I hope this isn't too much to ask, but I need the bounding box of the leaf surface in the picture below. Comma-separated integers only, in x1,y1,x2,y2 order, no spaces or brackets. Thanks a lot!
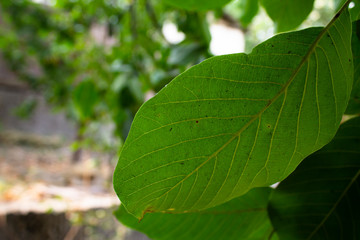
161,0,231,11
346,20,360,114
115,188,276,240
268,117,360,239
114,6,353,218
260,0,315,32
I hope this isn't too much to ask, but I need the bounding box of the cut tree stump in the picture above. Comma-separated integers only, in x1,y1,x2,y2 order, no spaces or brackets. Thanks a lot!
0,212,84,240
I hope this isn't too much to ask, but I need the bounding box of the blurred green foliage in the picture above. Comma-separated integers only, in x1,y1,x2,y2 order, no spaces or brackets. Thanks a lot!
13,98,37,119
225,0,259,28
0,0,212,151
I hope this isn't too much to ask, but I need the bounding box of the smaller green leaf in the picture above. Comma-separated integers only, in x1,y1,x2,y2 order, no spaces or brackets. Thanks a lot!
225,0,259,28
162,0,232,11
260,0,315,32
345,20,360,114
115,188,275,240
238,0,259,27
268,117,360,239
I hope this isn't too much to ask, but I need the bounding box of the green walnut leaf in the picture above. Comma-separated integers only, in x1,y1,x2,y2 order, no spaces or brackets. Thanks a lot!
260,0,315,32
114,6,352,218
115,188,276,240
268,117,360,239
346,20,360,114
162,0,231,11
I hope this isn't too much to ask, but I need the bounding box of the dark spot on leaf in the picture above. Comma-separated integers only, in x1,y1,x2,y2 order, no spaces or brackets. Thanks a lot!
180,162,184,165
267,124,271,128
335,13,340,18
225,90,229,92
169,128,172,132
327,34,330,37
271,45,274,47
349,59,351,62
288,51,292,54
196,121,199,123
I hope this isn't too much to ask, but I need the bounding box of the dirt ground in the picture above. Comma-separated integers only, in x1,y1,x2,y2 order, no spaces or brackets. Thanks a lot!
0,132,149,240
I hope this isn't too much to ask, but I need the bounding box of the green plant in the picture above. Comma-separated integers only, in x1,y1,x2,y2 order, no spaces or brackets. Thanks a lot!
114,0,360,239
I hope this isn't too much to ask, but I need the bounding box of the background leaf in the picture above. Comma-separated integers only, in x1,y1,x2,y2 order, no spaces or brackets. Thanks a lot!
161,0,232,11
115,188,276,240
260,0,315,32
225,0,259,28
72,80,98,120
268,116,360,239
114,8,352,218
346,20,360,114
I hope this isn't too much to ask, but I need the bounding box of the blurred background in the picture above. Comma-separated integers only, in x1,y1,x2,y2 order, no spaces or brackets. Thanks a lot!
0,0,337,239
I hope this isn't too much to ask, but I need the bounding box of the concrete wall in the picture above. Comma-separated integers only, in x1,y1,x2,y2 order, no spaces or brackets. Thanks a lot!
0,56,76,140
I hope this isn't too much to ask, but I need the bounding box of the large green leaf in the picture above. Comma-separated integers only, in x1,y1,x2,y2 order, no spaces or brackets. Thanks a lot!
161,0,231,11
115,188,276,240
346,20,360,114
268,117,360,239
114,6,353,218
260,0,315,32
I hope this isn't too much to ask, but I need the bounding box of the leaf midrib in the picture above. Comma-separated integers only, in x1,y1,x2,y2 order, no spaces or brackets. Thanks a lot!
141,1,351,214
